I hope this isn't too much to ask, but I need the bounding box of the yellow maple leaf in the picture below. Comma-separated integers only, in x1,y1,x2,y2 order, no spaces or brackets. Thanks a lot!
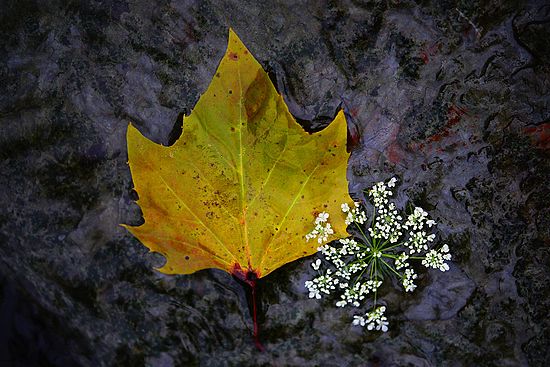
124,29,350,279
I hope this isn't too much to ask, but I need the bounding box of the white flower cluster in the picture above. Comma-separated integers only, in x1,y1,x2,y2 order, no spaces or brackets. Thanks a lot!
402,268,417,292
305,269,338,299
395,253,409,269
353,306,389,332
342,202,367,225
367,178,404,243
405,230,436,254
422,244,451,271
404,207,430,230
304,177,452,333
336,280,382,307
318,238,364,270
305,212,334,244
402,207,437,254
368,201,403,243
368,177,397,208
337,238,362,255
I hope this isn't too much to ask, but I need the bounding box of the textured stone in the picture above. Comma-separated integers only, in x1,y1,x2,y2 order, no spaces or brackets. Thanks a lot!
1,0,549,366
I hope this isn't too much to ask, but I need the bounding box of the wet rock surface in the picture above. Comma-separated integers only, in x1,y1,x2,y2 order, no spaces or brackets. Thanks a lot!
1,0,549,366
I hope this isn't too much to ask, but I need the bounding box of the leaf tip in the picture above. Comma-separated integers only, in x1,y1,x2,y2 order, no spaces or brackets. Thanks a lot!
126,122,141,140
226,28,249,57
335,108,346,119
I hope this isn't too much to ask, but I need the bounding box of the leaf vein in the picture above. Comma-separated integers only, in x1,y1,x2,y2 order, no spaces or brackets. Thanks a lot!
258,163,320,268
140,233,233,267
158,174,237,262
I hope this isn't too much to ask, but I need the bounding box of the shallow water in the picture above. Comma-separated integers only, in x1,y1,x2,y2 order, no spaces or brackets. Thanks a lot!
1,0,549,366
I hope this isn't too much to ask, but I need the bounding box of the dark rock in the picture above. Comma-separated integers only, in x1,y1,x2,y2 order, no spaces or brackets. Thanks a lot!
1,0,549,366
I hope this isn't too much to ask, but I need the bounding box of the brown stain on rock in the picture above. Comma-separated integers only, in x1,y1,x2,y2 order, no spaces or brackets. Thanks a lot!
524,122,550,150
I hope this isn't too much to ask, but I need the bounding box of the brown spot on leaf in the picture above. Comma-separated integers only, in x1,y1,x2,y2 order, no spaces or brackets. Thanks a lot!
228,52,238,61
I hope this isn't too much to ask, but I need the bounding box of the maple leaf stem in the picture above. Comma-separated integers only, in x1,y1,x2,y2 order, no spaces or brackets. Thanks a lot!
231,265,265,351
250,280,265,351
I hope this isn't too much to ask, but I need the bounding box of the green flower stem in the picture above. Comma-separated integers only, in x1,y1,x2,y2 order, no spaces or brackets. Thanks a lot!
344,259,363,268
353,264,369,287
380,258,401,277
382,242,405,251
356,241,371,249
371,205,377,230
369,206,379,247
355,222,371,246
